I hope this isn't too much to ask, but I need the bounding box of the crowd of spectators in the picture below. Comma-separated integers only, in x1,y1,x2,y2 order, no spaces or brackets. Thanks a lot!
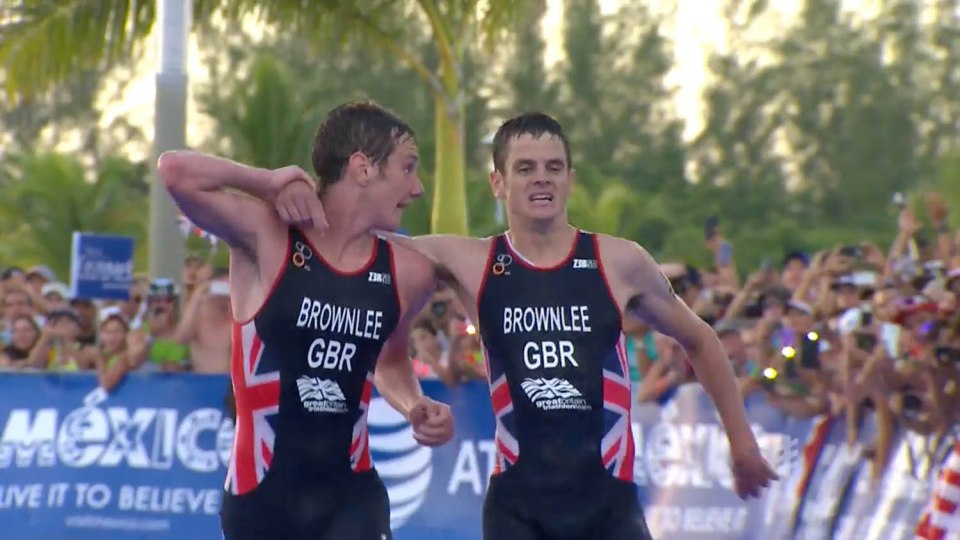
0,255,232,390
631,194,960,477
2,194,959,470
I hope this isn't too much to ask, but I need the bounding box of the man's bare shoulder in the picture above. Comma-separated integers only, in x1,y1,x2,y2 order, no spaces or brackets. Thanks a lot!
381,239,437,311
594,233,679,314
594,233,655,274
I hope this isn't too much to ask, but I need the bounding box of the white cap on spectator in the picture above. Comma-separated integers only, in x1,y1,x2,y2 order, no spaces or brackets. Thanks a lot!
41,282,70,300
26,265,55,282
852,271,877,289
787,300,813,315
831,274,857,289
99,305,125,323
837,306,864,335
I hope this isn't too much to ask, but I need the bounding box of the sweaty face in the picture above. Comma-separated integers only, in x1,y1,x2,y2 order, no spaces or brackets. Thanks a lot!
365,136,423,231
490,134,572,224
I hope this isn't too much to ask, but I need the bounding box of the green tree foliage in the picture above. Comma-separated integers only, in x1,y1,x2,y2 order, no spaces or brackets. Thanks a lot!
3,0,960,279
553,0,687,253
0,0,530,236
0,152,149,279
194,27,497,238
690,0,960,270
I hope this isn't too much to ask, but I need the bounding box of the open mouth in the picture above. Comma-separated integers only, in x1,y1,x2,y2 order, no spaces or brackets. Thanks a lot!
529,194,554,203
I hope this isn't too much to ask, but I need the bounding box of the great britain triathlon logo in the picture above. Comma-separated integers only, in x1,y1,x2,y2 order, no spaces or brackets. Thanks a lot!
291,241,313,271
492,253,512,276
367,397,433,530
296,376,347,413
521,377,591,411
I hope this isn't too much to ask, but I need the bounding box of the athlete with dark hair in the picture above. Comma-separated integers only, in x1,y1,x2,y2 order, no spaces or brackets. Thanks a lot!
275,111,778,539
158,100,454,540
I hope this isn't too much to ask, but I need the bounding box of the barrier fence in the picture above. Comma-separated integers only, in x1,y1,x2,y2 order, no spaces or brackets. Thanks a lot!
0,373,956,539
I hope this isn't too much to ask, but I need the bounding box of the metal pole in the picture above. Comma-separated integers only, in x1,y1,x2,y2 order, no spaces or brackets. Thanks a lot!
149,0,190,284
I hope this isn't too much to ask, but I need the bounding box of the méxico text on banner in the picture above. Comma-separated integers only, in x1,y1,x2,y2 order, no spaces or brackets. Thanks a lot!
0,374,233,539
0,373,952,540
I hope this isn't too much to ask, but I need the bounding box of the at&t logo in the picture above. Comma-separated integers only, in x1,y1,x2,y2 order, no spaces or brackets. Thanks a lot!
367,397,432,530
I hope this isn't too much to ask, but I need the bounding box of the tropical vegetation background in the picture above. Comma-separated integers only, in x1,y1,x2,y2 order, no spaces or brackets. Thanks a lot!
1,0,959,279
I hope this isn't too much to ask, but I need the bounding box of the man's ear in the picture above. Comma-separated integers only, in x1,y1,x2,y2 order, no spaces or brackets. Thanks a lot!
346,152,373,186
489,170,505,200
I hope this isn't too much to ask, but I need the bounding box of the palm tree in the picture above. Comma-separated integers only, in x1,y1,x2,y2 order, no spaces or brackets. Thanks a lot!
199,53,323,171
567,179,644,238
0,0,528,235
0,152,149,279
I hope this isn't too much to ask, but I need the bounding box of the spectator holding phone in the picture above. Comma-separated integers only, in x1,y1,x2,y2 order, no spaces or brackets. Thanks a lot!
705,216,738,289
137,279,190,372
85,309,150,391
26,308,94,372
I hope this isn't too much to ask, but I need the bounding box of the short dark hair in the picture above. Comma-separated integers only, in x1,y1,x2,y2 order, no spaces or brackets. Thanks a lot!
311,101,415,192
782,251,809,267
1,267,23,281
491,112,572,173
47,308,81,326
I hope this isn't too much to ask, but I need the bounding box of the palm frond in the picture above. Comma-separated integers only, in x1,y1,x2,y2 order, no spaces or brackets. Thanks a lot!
0,0,155,101
475,0,529,51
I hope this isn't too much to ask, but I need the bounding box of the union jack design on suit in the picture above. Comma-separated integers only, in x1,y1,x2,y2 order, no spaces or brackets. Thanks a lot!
224,320,280,495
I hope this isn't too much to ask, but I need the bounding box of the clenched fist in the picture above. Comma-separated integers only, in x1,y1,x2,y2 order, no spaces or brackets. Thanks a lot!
406,397,455,447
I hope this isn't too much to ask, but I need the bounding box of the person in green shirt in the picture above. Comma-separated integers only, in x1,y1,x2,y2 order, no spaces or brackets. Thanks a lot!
138,279,190,372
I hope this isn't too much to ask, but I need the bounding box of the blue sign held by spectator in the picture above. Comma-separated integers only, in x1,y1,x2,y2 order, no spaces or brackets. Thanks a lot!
69,232,135,300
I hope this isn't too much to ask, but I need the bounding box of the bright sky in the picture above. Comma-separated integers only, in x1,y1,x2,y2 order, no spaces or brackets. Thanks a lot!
96,0,878,162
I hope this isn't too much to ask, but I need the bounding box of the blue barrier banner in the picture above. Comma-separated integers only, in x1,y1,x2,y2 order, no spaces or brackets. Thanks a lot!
371,380,493,539
834,429,937,540
69,232,135,300
0,373,233,539
758,413,828,539
792,414,870,539
632,385,806,539
0,373,949,540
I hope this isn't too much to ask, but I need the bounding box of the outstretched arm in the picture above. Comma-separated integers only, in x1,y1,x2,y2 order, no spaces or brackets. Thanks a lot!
623,254,754,447
619,243,777,498
373,248,454,447
374,232,472,283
